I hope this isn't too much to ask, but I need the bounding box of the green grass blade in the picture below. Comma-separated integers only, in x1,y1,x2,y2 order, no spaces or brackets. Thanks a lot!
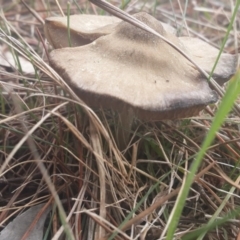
208,0,240,81
182,205,240,240
166,69,240,240
67,2,72,47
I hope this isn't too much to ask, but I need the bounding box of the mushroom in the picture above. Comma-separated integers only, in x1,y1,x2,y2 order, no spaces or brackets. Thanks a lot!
179,37,238,86
44,14,176,48
45,14,238,85
46,12,218,148
44,14,121,49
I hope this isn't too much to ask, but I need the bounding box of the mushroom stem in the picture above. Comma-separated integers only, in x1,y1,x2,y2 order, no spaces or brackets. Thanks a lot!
117,107,134,150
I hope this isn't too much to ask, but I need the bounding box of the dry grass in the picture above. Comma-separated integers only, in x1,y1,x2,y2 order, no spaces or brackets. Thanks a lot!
0,0,240,239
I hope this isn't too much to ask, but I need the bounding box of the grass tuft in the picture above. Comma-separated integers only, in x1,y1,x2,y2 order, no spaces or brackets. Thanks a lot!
0,0,240,239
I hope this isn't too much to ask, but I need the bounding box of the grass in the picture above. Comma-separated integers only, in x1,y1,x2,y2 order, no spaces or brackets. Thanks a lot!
0,0,240,239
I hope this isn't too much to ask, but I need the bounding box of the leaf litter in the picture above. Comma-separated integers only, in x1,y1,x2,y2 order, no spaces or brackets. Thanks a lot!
0,0,240,239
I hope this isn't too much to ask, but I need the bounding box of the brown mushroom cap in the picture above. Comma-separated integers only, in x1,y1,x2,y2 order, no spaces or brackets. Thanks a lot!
45,14,238,85
49,12,217,120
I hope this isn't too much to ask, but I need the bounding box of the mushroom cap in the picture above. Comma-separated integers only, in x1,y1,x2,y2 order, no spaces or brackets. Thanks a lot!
45,14,238,85
44,14,120,48
49,12,217,120
44,14,176,48
179,37,238,86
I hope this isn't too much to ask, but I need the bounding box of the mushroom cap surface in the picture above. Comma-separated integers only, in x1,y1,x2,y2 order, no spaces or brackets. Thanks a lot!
45,14,238,85
44,14,120,48
49,12,218,120
44,14,176,48
179,37,238,86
